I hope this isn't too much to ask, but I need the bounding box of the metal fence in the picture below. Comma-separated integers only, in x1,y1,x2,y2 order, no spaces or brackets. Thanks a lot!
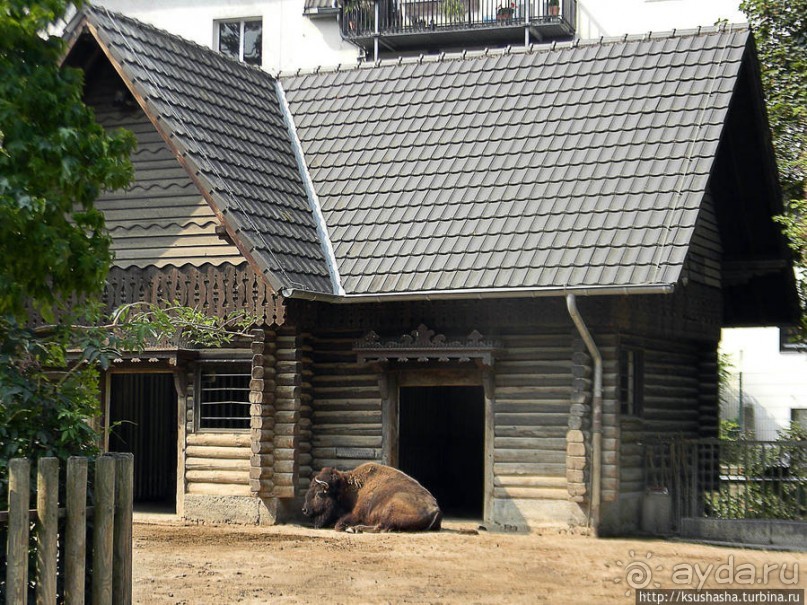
645,438,807,529
341,0,575,37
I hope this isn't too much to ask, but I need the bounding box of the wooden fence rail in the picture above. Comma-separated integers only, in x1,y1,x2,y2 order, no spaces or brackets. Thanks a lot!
1,454,133,605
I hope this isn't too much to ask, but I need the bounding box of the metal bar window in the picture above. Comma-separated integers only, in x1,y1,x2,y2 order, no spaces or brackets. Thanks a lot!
198,364,251,430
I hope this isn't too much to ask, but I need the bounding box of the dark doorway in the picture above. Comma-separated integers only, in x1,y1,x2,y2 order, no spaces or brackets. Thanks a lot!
109,373,177,511
398,385,485,519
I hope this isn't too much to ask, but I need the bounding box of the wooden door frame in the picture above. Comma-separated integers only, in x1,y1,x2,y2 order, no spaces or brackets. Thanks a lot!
104,368,183,516
378,366,495,525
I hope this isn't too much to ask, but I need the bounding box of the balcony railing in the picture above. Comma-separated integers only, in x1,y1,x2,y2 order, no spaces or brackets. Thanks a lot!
341,0,576,54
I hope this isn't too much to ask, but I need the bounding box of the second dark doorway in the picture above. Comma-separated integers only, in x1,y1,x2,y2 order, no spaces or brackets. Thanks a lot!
108,373,177,511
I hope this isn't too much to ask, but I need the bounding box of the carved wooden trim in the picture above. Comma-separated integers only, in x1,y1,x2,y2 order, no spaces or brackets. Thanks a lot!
102,263,284,328
354,324,498,367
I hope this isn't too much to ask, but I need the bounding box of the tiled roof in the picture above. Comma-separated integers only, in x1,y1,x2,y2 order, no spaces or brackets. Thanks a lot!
281,26,751,296
75,5,334,293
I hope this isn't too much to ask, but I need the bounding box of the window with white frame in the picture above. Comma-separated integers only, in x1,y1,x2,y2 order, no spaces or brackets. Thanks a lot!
198,363,251,430
216,18,263,66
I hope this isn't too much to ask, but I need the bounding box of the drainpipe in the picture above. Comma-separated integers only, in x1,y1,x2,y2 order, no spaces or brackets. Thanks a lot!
566,293,603,534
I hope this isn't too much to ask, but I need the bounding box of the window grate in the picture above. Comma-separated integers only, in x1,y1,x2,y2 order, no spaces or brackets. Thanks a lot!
199,364,251,430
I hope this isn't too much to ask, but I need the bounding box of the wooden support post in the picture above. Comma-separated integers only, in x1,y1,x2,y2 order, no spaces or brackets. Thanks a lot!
482,369,495,526
36,457,59,605
7,458,31,605
113,453,134,605
66,457,89,605
93,456,116,605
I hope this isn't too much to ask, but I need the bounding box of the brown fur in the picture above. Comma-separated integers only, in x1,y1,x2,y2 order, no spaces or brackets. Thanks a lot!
302,463,442,532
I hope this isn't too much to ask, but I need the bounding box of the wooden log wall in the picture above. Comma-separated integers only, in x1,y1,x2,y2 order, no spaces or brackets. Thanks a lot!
615,337,717,500
309,331,383,474
250,329,276,497
567,337,591,502
698,348,719,438
596,334,620,503
185,433,251,497
272,329,304,498
492,330,575,503
686,188,722,290
297,295,723,527
298,335,315,494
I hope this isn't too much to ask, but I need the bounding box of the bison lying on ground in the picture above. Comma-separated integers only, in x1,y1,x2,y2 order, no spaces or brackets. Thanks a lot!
302,462,442,532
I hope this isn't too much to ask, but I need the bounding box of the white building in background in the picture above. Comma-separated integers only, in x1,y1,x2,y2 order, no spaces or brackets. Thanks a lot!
719,328,807,440
89,0,745,73
576,0,744,40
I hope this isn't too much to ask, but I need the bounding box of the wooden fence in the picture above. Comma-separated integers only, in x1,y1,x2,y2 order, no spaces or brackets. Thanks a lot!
1,454,133,605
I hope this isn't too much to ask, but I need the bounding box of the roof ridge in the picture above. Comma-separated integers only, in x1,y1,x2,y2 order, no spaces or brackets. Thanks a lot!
278,22,749,80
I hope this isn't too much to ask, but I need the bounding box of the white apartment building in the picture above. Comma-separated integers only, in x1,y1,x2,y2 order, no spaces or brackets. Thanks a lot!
89,0,746,73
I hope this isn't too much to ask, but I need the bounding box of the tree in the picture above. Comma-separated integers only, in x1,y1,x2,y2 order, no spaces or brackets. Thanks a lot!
0,0,135,321
0,1,255,498
0,0,134,476
741,1,807,271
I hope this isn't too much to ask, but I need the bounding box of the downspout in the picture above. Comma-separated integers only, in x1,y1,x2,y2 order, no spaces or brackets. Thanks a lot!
566,293,603,534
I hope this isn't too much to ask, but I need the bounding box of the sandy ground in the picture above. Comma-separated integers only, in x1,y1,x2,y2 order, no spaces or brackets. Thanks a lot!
132,520,807,604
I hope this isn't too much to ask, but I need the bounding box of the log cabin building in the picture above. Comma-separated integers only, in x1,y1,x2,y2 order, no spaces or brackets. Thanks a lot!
63,6,797,534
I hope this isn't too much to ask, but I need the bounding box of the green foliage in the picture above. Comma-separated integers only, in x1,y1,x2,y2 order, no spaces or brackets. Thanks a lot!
0,302,256,510
0,1,257,513
0,317,101,509
708,424,807,520
717,352,734,390
741,0,807,204
0,0,136,321
742,1,807,333
719,418,743,441
441,0,465,21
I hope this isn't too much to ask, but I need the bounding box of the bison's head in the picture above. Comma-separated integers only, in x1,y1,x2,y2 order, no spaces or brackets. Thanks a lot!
302,467,344,529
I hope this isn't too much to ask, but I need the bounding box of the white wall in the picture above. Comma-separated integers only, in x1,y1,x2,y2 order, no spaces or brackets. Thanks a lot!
91,0,746,72
576,0,745,40
92,0,360,72
719,328,807,439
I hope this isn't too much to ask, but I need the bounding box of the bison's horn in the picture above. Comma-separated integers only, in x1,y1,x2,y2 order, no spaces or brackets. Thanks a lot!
314,478,329,489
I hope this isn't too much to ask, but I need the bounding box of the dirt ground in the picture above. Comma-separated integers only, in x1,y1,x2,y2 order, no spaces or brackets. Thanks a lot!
132,520,807,604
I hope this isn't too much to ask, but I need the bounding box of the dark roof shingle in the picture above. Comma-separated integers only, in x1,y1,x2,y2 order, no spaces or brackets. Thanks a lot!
79,5,334,293
281,27,751,296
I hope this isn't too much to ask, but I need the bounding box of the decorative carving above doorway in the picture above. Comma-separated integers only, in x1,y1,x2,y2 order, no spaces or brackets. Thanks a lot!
354,324,498,367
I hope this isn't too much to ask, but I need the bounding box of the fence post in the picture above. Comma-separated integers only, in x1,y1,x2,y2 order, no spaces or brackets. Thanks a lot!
112,453,134,605
66,457,89,605
7,458,31,605
36,457,59,605
93,455,116,605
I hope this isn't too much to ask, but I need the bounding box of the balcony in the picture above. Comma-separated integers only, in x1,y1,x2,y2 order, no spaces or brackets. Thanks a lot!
341,0,575,55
